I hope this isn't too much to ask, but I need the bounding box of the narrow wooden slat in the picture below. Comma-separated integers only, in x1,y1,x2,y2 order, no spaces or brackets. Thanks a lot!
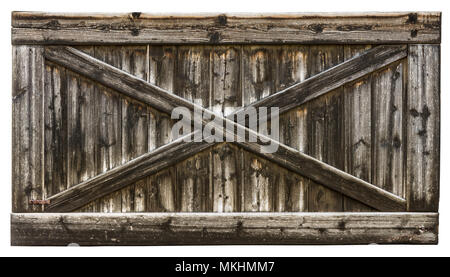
175,46,212,212
211,46,241,212
11,12,441,45
407,45,440,212
342,45,374,212
177,151,212,212
43,45,407,212
147,168,176,212
12,46,45,212
147,46,177,212
343,77,374,211
11,212,438,245
66,70,98,188
43,62,68,198
306,46,344,212
276,46,309,212
372,61,405,197
241,46,278,212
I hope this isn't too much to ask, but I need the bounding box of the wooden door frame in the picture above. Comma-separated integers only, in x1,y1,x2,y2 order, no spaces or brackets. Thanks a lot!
11,12,440,245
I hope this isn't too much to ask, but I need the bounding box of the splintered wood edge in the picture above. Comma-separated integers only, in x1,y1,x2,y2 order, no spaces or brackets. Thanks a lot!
11,212,438,245
11,12,441,45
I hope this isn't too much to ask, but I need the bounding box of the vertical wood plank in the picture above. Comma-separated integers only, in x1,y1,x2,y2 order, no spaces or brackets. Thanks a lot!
242,152,274,212
372,60,405,197
176,46,211,106
242,46,277,105
176,151,212,212
66,68,97,189
12,46,44,212
343,77,375,211
343,45,374,211
407,45,440,212
134,180,147,212
91,47,123,212
211,46,241,212
121,184,135,212
147,168,176,212
241,46,278,212
307,46,344,212
175,46,212,211
43,63,68,198
277,46,310,212
148,46,177,212
119,46,149,163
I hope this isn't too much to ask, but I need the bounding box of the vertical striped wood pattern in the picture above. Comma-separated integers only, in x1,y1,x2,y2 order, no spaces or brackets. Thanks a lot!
406,45,440,212
13,44,429,213
12,46,45,212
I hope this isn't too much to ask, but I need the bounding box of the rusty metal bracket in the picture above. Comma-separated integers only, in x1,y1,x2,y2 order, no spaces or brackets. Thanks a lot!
29,199,50,205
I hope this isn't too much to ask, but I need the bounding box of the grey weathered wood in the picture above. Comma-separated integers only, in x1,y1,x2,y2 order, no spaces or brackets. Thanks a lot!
147,46,177,212
43,45,407,212
276,46,310,212
306,46,344,212
11,12,441,45
11,212,438,245
242,152,275,211
236,139,406,211
241,46,278,212
212,46,241,212
46,135,214,212
241,45,407,119
91,46,149,212
342,45,374,212
43,62,67,198
12,46,45,212
407,45,440,212
175,46,212,212
66,69,98,188
147,168,177,212
372,61,405,197
343,76,374,211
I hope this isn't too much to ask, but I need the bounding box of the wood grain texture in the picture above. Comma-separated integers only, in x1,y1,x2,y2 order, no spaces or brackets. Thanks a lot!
175,46,212,212
242,45,407,117
12,46,45,212
306,45,344,212
11,212,438,245
11,12,441,45
211,47,241,212
276,46,310,212
407,45,440,212
241,46,277,212
148,45,177,212
372,61,405,197
43,45,407,212
43,62,67,198
343,45,374,212
343,76,374,211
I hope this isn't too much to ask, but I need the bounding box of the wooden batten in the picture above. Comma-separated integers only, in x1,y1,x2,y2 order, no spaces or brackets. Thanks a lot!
11,12,441,45
11,212,438,245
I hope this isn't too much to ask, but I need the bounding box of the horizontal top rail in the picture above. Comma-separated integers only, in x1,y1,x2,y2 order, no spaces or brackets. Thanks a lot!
11,11,441,45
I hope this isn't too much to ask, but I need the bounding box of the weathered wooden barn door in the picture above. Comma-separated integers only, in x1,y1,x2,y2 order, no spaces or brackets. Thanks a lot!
11,12,440,245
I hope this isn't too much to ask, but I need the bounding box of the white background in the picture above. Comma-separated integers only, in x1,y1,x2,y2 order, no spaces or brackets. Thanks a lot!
0,0,448,257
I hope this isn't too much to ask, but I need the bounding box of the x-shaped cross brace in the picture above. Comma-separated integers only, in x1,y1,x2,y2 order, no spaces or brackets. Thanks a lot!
43,45,407,212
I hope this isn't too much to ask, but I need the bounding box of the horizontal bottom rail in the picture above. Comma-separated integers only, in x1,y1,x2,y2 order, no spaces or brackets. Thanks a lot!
11,212,438,246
